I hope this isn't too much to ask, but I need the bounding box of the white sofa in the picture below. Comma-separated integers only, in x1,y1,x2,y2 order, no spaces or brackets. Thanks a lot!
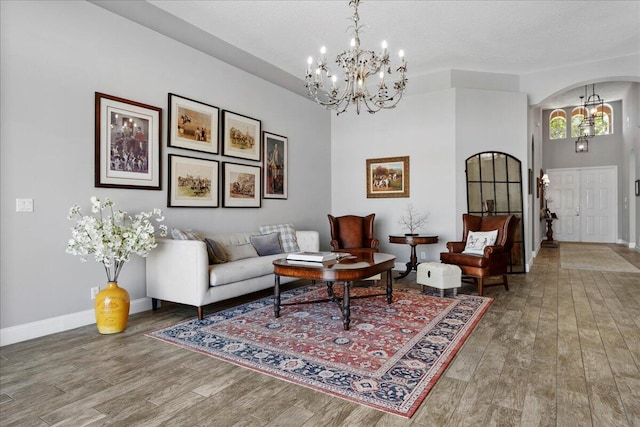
146,230,319,319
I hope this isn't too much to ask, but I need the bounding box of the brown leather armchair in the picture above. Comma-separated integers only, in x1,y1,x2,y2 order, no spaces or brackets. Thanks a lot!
328,214,379,253
440,214,519,296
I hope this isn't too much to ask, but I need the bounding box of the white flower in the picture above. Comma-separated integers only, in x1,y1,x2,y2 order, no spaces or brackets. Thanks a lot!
66,197,167,282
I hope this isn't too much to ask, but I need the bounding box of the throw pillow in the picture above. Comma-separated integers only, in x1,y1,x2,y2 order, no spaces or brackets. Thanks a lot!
462,230,499,256
259,223,300,253
204,238,228,264
171,228,204,241
223,243,259,262
250,232,282,256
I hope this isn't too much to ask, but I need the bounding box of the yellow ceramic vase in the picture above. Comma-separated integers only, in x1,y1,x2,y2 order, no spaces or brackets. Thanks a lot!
95,281,130,334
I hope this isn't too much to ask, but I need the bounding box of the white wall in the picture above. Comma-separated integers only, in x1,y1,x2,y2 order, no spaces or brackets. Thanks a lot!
330,86,529,269
621,83,640,248
455,89,529,264
0,1,331,337
331,91,457,265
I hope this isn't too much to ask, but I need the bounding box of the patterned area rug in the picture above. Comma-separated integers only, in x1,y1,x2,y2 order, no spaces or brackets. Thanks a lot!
148,284,492,418
559,243,640,273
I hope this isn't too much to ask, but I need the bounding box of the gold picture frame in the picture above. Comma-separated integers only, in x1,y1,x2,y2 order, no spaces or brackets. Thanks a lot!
366,156,410,198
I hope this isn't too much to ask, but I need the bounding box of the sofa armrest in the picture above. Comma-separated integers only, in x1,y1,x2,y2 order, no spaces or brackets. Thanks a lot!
446,241,466,253
146,238,210,307
296,230,320,252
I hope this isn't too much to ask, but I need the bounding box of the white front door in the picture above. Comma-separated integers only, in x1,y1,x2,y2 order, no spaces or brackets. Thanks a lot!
547,169,580,242
546,167,617,243
580,167,617,242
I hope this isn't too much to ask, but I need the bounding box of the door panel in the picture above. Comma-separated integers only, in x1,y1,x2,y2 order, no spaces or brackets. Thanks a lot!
548,170,580,242
580,168,616,243
547,167,617,243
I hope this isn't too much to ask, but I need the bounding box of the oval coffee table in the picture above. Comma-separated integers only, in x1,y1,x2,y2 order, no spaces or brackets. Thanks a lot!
272,252,396,330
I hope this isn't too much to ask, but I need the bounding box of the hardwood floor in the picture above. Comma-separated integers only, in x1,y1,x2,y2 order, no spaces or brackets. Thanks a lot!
1,244,639,426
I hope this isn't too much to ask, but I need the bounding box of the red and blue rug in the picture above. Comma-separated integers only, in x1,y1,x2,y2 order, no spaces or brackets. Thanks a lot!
147,284,492,418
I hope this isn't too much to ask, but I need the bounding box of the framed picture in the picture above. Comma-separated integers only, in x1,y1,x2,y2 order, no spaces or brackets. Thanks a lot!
366,156,410,198
168,93,219,154
636,180,639,197
95,92,161,190
222,162,261,208
262,132,288,199
168,154,219,207
222,110,261,161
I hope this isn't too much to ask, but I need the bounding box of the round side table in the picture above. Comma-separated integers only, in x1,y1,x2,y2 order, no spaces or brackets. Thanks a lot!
388,234,439,279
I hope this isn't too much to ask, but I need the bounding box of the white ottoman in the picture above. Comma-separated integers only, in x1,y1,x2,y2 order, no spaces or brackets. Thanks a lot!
417,262,462,297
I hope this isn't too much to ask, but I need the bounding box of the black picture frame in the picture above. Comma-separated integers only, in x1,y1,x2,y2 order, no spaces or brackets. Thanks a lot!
222,110,261,161
262,131,288,199
222,162,262,208
168,93,219,154
168,154,219,208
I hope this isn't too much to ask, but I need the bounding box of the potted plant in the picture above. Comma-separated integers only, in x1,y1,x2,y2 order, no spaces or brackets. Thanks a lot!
398,203,429,236
66,197,167,334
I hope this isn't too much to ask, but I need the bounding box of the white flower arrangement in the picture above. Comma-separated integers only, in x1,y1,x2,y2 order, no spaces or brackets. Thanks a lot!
66,197,167,282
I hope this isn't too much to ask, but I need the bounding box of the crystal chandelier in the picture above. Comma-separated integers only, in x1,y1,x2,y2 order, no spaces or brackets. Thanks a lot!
304,0,407,115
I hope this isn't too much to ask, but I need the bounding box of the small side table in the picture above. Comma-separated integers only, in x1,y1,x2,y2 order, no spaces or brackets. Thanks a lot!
541,218,558,248
388,234,439,279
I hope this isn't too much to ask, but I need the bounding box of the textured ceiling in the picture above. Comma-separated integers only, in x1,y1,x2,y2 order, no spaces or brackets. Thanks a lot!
105,1,640,107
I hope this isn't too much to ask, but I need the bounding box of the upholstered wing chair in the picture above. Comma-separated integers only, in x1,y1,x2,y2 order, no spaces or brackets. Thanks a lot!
328,214,379,253
440,214,519,296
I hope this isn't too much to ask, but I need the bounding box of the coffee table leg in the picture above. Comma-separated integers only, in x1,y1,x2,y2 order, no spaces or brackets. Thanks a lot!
326,281,334,298
274,274,281,318
342,281,351,330
386,269,393,303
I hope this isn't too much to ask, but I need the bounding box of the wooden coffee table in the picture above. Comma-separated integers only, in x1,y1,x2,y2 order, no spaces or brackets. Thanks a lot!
272,252,396,330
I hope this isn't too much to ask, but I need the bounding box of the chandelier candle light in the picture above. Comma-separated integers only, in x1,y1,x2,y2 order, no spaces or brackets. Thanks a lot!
305,0,407,115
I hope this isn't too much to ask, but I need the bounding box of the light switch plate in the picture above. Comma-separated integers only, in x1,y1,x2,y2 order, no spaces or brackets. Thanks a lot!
16,198,34,212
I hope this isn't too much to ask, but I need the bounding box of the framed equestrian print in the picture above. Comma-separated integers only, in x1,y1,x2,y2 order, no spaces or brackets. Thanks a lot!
168,93,219,154
366,156,410,198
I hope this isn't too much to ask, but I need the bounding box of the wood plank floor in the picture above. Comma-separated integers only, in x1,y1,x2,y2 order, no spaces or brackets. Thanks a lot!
1,244,639,426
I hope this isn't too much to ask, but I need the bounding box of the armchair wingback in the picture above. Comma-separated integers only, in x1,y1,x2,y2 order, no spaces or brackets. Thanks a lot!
328,214,379,253
440,214,519,296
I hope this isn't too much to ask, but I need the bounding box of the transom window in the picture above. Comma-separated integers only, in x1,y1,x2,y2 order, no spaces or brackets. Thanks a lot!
593,103,613,135
549,109,566,140
571,106,588,137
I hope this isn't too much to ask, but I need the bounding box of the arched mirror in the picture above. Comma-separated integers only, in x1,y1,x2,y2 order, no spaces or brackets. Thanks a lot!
466,152,526,273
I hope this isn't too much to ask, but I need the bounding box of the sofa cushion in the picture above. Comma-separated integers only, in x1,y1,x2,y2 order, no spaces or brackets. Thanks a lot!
209,254,283,286
173,228,224,266
171,228,204,241
223,243,259,261
462,230,498,255
259,223,300,252
250,232,282,256
204,238,228,264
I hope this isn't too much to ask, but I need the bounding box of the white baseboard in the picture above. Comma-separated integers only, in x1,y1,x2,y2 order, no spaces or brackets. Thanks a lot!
0,297,153,347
